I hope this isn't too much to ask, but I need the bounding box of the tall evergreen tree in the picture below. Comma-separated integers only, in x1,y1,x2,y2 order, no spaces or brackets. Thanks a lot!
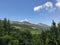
0,19,4,36
7,20,11,35
0,19,2,29
51,20,56,31
50,20,58,45
3,18,8,34
57,23,60,45
58,23,60,31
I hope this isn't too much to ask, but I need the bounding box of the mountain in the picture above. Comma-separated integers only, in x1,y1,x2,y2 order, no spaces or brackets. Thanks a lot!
34,23,50,31
11,21,50,31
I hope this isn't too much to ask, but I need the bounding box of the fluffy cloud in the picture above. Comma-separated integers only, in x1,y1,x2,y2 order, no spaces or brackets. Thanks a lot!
34,5,43,11
56,0,60,8
56,2,60,8
34,0,60,12
44,2,53,8
20,19,29,22
44,2,54,12
34,2,54,12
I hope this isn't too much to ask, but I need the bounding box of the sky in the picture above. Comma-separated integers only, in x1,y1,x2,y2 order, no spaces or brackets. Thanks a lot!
0,0,60,25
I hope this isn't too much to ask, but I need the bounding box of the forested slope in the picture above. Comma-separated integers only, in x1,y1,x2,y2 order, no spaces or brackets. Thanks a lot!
0,18,60,45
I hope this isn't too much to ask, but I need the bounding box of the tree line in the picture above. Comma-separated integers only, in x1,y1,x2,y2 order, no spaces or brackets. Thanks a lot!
0,18,60,45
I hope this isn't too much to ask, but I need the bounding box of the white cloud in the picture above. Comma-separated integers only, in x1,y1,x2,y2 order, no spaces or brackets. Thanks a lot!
44,2,55,12
55,0,60,8
34,2,54,12
44,2,53,8
20,19,29,22
56,2,60,8
56,0,60,2
34,5,43,11
34,0,60,12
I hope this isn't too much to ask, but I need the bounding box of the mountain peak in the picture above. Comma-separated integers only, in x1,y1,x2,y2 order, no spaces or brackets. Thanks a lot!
20,21,31,25
36,23,48,26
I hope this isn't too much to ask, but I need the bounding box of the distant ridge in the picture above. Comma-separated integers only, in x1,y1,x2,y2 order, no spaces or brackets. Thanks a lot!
11,21,50,31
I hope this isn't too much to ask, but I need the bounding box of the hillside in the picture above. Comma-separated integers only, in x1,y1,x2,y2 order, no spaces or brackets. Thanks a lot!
0,18,60,45
11,21,50,31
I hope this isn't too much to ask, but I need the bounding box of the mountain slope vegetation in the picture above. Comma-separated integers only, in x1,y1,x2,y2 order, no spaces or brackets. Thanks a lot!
11,21,50,31
0,18,60,45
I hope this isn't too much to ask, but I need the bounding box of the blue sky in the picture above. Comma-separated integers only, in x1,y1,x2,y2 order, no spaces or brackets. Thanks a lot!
0,0,60,25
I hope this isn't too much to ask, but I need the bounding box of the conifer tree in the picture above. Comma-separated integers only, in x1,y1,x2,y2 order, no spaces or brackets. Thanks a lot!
7,20,11,35
0,19,4,36
51,20,56,31
3,18,8,34
0,19,2,29
50,20,58,45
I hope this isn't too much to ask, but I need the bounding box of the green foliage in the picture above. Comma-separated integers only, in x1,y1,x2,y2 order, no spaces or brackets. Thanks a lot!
0,18,32,45
0,19,60,45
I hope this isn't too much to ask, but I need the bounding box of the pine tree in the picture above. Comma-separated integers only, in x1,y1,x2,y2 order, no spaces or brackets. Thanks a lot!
3,18,8,34
0,19,4,36
58,23,60,31
51,20,56,31
57,23,60,45
0,19,2,29
50,20,58,45
7,20,11,35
